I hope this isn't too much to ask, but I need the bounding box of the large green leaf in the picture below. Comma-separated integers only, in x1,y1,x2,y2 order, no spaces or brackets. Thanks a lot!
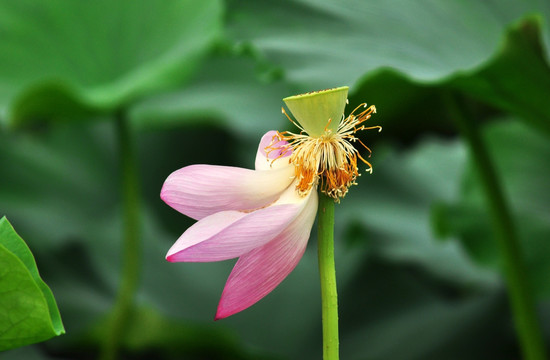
132,1,550,144
451,17,550,136
0,217,64,351
131,47,294,136
130,46,457,149
0,0,222,126
226,0,533,89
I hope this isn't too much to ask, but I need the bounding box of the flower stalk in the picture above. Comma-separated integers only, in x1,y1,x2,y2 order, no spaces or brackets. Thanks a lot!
446,94,547,360
100,110,142,360
317,192,339,360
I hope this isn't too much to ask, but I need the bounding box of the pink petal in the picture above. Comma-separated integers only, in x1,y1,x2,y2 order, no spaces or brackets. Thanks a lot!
161,164,294,220
166,201,302,262
255,130,292,171
215,190,318,319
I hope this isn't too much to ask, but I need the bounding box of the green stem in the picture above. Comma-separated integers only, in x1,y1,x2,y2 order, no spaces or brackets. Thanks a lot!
317,192,339,360
100,110,142,360
446,94,547,360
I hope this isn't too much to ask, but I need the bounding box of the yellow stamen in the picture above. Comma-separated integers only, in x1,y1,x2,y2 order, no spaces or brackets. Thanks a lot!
278,103,380,202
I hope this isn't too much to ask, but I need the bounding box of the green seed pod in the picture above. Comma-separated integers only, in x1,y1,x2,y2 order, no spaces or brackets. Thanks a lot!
283,86,349,137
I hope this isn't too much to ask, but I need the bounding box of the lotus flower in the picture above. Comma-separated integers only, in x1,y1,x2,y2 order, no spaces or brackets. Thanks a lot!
162,86,379,320
161,131,318,319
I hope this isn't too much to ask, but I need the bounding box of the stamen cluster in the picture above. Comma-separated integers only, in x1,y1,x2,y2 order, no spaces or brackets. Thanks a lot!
272,103,380,202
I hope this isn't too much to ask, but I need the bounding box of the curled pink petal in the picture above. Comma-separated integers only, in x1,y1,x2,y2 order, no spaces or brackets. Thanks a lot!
166,201,302,262
215,189,318,319
255,130,292,171
161,164,294,220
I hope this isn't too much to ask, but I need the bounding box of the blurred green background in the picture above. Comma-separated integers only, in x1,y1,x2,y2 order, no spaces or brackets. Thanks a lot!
1,0,550,359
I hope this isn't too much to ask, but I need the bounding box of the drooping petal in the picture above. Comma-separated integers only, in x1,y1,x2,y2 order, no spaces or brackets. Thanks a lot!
161,164,294,220
255,130,292,171
167,204,296,262
215,189,318,320
166,183,310,262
